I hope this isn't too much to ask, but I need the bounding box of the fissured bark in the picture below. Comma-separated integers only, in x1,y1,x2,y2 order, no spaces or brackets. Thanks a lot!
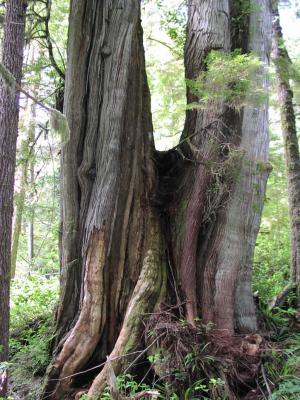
0,0,27,391
43,0,272,398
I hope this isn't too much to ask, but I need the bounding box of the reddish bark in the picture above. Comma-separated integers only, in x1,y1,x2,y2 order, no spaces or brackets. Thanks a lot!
43,0,272,398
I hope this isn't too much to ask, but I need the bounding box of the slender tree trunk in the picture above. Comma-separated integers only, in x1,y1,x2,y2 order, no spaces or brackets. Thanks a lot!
43,1,272,399
0,0,27,392
11,139,28,278
272,2,300,301
11,98,36,277
28,121,35,262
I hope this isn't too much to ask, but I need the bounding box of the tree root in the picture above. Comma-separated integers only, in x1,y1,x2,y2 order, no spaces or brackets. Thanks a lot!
144,309,264,400
87,215,165,397
42,230,107,399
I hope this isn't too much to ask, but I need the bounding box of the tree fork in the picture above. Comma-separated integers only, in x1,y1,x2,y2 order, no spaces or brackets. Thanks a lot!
43,0,272,398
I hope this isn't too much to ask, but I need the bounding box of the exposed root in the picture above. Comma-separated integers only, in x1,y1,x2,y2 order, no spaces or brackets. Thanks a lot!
42,230,107,399
209,332,263,397
86,213,166,398
144,309,264,399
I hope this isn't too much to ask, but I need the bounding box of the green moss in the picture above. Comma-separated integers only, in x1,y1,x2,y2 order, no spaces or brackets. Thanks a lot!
66,259,79,270
0,62,16,92
256,160,273,173
49,109,70,146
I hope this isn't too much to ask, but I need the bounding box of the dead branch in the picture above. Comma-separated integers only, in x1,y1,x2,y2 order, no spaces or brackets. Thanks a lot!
269,282,297,310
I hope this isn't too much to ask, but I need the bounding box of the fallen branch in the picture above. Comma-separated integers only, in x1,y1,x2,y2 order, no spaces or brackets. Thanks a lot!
269,282,297,310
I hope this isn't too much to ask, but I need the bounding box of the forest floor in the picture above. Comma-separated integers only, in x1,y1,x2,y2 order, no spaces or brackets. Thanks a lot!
6,274,300,400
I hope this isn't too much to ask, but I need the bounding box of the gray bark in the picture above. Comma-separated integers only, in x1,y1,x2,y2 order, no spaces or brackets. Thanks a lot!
169,0,272,333
43,1,164,398
200,0,271,334
43,0,272,398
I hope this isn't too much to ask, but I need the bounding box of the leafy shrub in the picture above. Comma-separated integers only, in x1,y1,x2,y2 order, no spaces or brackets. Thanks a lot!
264,334,300,400
8,274,58,399
187,49,264,109
10,273,58,330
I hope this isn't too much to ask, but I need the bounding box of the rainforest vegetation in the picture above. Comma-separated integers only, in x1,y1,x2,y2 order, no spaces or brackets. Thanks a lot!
0,0,300,399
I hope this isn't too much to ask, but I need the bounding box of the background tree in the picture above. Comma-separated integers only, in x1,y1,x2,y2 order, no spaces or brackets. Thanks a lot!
10,0,69,279
43,1,272,399
272,0,300,304
0,0,27,395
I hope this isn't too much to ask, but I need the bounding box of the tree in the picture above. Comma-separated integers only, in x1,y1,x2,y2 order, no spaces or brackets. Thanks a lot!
11,94,37,278
272,0,300,304
0,0,27,394
43,1,272,399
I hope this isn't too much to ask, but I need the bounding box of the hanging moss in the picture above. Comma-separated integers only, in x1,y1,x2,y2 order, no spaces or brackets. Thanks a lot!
49,109,70,146
0,61,16,93
1,62,70,146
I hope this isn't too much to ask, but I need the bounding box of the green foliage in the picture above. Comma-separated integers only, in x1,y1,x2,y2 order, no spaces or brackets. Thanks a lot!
142,0,186,149
187,49,265,109
14,132,60,275
253,134,290,302
8,274,58,399
78,374,153,399
271,378,300,399
10,274,58,330
147,61,186,147
81,373,224,400
9,319,54,399
160,5,186,52
231,0,261,34
264,334,300,400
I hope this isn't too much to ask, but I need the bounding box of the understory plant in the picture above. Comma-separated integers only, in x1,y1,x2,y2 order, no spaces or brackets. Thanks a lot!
8,274,58,399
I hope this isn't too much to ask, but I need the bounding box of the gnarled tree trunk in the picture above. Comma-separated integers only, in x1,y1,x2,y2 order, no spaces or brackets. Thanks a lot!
43,0,272,399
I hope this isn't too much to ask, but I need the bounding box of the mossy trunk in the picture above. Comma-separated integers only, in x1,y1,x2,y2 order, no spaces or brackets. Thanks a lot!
43,1,272,399
272,2,300,302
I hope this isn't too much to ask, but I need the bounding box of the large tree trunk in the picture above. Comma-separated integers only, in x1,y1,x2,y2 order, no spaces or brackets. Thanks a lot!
272,2,300,302
43,1,272,399
0,0,27,394
44,2,163,398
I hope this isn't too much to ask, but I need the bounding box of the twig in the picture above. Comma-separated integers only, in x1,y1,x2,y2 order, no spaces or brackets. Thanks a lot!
123,333,164,374
107,357,121,400
269,282,297,310
170,113,226,152
1,61,52,112
261,363,272,397
147,36,181,57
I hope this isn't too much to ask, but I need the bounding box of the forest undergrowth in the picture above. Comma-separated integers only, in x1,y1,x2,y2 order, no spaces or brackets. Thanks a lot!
3,274,300,400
